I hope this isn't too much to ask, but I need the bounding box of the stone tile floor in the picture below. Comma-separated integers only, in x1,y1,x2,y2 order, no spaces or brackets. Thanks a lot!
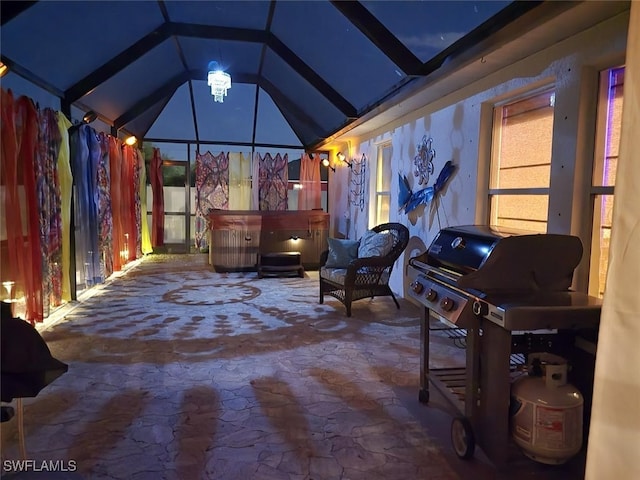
1,254,587,479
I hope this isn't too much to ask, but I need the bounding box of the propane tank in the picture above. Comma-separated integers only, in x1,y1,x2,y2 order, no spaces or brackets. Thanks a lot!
510,352,583,465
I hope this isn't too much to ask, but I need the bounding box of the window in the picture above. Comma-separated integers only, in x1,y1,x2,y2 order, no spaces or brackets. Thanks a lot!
589,66,624,298
489,88,555,232
375,142,392,225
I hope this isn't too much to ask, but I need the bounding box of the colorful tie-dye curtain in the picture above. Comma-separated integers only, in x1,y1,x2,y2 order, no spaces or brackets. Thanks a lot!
228,152,251,210
255,152,288,211
195,151,229,248
150,147,164,248
36,108,63,317
139,149,153,255
251,153,260,210
1,90,43,322
121,145,134,263
298,153,321,210
97,133,113,278
1,88,151,322
56,112,73,302
109,136,125,270
70,124,101,289
121,145,142,262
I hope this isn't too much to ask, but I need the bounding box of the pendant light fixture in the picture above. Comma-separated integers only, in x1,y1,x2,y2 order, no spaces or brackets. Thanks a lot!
207,61,231,103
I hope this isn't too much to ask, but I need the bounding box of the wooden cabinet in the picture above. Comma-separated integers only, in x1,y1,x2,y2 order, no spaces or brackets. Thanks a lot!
207,210,329,272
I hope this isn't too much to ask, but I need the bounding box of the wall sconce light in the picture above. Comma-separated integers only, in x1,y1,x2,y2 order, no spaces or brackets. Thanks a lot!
337,152,352,168
82,111,98,124
290,235,300,241
124,135,137,146
322,158,335,172
0,61,9,78
69,110,97,133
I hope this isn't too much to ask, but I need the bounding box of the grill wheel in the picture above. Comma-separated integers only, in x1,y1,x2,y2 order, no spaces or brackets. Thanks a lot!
451,416,476,459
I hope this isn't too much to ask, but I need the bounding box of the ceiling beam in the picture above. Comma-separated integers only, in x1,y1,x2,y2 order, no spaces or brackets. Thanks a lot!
169,22,267,43
113,71,190,129
259,77,325,146
0,55,65,98
329,0,423,76
142,138,303,150
267,34,357,118
308,1,572,150
65,20,266,105
187,79,200,145
416,0,545,77
115,70,262,129
164,8,202,146
189,70,258,84
65,22,174,103
1,1,37,27
173,21,356,118
252,0,277,148
63,20,352,120
138,95,173,140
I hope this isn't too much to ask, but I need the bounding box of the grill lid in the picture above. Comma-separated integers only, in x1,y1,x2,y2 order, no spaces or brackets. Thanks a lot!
426,225,532,275
426,225,584,293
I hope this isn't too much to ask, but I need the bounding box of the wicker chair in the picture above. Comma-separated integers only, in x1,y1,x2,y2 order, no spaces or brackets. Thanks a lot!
319,222,410,317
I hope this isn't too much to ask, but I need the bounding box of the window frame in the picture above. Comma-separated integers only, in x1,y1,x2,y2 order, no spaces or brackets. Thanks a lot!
487,85,556,232
374,141,392,226
587,66,624,298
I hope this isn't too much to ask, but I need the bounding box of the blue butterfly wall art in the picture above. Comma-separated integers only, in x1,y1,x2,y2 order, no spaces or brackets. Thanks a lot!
398,160,456,214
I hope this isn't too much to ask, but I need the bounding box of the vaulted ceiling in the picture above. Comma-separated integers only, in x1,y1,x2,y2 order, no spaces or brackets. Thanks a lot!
1,1,581,150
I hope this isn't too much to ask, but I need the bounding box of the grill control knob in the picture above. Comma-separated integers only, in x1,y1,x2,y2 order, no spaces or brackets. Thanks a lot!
440,297,456,312
472,300,488,316
426,289,438,302
411,282,424,294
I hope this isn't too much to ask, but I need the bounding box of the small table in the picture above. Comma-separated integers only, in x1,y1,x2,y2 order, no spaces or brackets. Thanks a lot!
257,252,304,278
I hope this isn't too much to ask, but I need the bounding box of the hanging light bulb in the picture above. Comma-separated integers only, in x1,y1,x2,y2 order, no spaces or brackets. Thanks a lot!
207,61,232,103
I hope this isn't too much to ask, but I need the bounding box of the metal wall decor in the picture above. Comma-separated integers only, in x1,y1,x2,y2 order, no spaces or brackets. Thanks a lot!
399,160,456,215
414,136,435,185
349,154,367,212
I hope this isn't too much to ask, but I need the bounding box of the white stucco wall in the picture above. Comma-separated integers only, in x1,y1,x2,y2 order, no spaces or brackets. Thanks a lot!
329,10,630,299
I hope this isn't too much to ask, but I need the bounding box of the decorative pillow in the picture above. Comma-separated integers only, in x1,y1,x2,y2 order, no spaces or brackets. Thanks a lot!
358,230,394,258
326,238,360,268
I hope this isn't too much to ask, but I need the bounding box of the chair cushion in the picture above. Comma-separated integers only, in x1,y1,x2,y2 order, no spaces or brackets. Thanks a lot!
325,238,360,268
358,230,394,258
320,266,390,287
320,267,348,285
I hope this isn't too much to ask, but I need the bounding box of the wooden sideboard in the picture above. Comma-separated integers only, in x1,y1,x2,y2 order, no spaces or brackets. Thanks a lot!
207,210,330,272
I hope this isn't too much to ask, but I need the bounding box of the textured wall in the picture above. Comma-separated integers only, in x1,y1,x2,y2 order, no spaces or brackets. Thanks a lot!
328,11,630,298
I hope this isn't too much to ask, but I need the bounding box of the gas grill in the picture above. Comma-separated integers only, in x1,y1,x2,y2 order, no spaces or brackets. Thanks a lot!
406,225,601,464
